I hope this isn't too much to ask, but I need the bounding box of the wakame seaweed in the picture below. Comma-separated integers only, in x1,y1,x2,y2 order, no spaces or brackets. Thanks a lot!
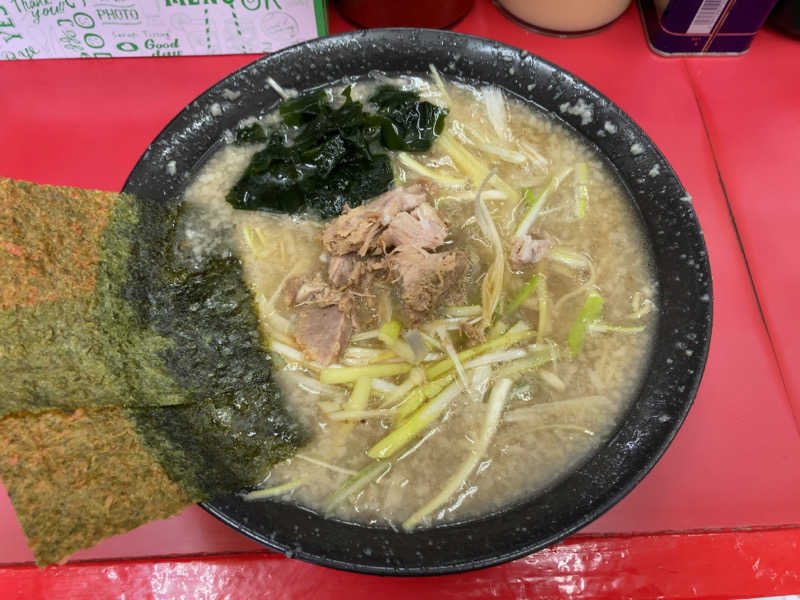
227,84,448,218
235,123,267,144
369,86,448,152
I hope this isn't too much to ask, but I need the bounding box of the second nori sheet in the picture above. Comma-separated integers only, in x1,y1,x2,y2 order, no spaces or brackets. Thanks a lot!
0,407,192,566
0,179,187,415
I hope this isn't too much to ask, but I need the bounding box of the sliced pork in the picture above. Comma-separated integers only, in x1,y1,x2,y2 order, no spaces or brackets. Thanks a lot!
289,184,462,353
389,247,468,324
509,235,552,269
321,185,426,256
286,274,353,313
327,254,363,288
381,202,448,250
327,254,389,289
294,305,352,366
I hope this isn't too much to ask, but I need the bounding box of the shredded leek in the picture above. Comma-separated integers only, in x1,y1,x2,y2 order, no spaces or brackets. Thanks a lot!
371,378,399,395
421,317,469,333
504,272,540,316
437,326,472,398
537,369,566,391
475,172,507,328
393,373,455,424
320,363,413,385
283,372,344,397
549,248,590,270
266,76,293,100
268,339,321,371
317,400,343,413
327,408,396,421
471,365,492,401
397,152,466,186
536,274,550,344
529,424,595,436
365,349,399,365
351,329,380,343
378,320,402,346
483,86,509,140
588,322,646,334
377,319,419,363
392,388,426,424
256,294,291,335
503,396,610,423
368,382,462,459
493,350,554,379
475,142,526,164
295,454,356,476
517,139,549,171
243,476,307,501
445,305,483,317
379,368,425,408
574,162,589,218
487,320,510,340
323,459,392,514
567,291,605,357
242,224,257,251
513,167,574,237
437,132,520,203
426,328,534,379
344,376,372,412
462,348,527,370
429,63,452,104
402,378,512,530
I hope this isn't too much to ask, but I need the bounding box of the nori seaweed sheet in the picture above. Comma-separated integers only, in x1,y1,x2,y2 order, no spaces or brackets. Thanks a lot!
124,255,307,500
0,178,308,564
0,178,114,308
0,407,192,566
0,180,186,415
118,192,308,500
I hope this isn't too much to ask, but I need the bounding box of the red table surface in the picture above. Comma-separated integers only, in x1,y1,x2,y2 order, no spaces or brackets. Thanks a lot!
2,1,800,597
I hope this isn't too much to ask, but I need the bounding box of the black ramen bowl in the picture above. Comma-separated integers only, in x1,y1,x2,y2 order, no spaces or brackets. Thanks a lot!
123,29,712,575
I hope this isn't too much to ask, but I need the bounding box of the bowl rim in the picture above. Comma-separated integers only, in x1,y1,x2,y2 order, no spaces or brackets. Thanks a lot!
122,27,713,576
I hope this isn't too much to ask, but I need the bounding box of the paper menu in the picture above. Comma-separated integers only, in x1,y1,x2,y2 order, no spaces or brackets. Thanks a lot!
0,0,327,60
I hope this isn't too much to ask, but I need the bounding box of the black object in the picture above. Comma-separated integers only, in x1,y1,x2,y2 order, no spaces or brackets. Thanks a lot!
122,29,713,576
769,0,800,37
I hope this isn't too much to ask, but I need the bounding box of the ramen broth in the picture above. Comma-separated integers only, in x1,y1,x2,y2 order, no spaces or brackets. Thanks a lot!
180,75,657,528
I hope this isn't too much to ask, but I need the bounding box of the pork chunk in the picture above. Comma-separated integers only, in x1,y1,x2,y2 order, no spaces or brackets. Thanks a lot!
286,273,354,315
321,185,426,256
327,254,363,288
509,235,552,269
381,202,448,250
294,305,352,366
328,254,389,289
389,247,468,323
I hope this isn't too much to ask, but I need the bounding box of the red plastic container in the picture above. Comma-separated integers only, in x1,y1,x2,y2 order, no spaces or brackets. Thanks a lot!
334,0,474,28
